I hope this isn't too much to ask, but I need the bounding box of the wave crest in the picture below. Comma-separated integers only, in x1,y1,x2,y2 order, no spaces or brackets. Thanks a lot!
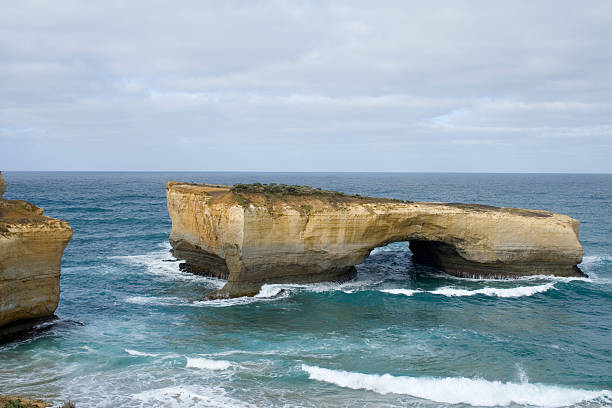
301,365,611,407
430,283,555,298
381,283,555,298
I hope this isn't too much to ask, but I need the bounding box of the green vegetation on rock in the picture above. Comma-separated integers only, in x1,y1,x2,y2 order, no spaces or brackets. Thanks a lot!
3,400,27,408
234,194,251,208
232,182,344,197
231,183,410,203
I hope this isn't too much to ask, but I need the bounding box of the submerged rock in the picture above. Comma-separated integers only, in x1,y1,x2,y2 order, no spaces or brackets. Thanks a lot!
0,171,73,340
166,182,584,299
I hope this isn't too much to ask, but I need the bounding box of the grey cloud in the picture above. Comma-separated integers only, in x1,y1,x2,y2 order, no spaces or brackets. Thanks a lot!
0,0,611,171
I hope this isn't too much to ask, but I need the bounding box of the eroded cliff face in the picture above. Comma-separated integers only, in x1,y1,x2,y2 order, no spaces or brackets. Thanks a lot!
0,171,5,197
167,182,584,298
0,172,73,338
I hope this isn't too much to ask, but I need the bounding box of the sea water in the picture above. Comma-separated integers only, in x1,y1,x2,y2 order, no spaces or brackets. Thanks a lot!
0,172,610,407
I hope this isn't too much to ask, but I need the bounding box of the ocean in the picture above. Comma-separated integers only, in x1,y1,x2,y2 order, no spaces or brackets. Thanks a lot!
0,172,610,407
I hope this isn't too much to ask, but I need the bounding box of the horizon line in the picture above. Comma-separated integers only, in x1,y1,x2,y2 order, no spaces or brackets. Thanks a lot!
2,170,611,175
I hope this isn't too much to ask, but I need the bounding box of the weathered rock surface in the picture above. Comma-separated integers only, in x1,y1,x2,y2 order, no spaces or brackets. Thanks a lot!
167,182,584,298
0,171,5,198
0,172,73,338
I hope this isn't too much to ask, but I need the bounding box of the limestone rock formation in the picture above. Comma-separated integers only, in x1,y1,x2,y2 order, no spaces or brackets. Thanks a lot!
0,171,5,197
167,182,584,299
0,172,73,339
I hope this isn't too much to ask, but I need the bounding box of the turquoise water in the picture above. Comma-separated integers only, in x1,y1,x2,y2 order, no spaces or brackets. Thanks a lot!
1,172,611,407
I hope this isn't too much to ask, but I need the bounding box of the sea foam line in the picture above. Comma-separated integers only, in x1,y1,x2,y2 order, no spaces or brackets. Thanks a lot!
301,365,611,407
193,284,291,307
125,296,188,306
380,283,555,298
125,284,290,308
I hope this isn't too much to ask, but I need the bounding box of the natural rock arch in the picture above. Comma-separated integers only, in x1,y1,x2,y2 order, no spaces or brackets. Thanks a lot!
166,182,584,299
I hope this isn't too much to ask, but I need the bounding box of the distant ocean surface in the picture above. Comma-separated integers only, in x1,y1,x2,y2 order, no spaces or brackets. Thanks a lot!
1,172,611,408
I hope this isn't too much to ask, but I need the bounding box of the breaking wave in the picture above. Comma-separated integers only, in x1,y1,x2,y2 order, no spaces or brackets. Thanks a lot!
192,284,291,307
125,284,291,308
301,365,611,407
380,288,421,296
110,243,225,287
429,283,555,298
381,283,555,298
185,357,232,370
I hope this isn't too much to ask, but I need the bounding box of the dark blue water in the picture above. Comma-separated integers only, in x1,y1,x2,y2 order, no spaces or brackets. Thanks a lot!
1,172,611,407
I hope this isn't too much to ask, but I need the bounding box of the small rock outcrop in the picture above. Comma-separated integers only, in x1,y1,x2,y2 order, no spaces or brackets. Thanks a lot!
166,182,584,299
0,395,51,408
0,170,5,197
0,171,73,339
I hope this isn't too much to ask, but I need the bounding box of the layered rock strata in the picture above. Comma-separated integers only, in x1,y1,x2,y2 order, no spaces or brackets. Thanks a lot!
0,171,73,339
167,182,584,299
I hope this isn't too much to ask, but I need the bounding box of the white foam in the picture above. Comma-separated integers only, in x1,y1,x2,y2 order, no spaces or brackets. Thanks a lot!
193,284,294,307
186,357,232,370
579,255,612,283
125,296,187,306
255,284,285,298
193,297,260,307
369,246,395,255
125,349,160,357
133,385,250,408
380,283,555,298
193,280,388,306
429,283,555,298
301,365,611,407
125,286,291,308
522,275,591,283
380,288,422,296
201,349,280,357
581,255,612,266
111,247,225,287
515,363,529,384
297,279,385,294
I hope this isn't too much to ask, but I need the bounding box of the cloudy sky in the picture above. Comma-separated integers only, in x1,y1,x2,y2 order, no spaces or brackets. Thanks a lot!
1,1,611,172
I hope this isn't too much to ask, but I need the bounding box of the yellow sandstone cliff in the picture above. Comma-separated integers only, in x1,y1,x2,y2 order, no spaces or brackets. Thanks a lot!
0,171,73,338
166,181,583,298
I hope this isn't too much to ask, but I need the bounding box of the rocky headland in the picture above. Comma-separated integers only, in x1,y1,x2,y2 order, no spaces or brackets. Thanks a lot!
0,171,73,340
166,181,584,299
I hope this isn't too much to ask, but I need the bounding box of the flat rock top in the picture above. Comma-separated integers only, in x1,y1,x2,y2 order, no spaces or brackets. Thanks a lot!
167,181,556,219
0,199,46,224
0,199,73,236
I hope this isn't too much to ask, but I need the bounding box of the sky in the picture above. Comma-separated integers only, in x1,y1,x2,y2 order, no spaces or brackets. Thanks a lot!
1,1,611,172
